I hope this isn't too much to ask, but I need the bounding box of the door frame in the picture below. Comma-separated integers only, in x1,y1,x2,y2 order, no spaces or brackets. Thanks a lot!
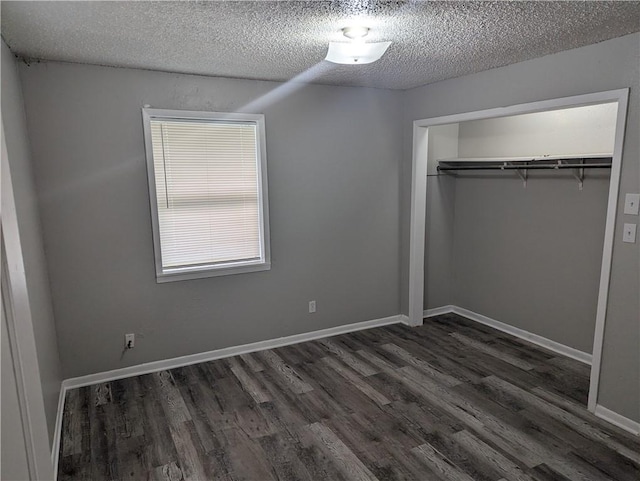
1,119,54,478
408,89,629,413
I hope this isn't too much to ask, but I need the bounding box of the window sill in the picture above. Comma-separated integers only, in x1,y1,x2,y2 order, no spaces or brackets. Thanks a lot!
156,261,271,283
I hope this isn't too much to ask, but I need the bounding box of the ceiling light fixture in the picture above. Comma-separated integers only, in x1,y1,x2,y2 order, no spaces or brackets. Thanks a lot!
342,25,369,40
325,26,391,65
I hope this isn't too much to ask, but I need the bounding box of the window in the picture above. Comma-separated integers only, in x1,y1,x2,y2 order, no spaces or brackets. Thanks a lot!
142,109,270,282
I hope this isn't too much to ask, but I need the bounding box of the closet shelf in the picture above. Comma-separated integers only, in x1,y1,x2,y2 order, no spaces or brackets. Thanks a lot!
437,154,612,172
437,154,613,189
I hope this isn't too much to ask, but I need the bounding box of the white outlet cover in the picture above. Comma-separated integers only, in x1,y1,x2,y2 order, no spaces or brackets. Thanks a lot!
624,193,640,215
623,223,636,243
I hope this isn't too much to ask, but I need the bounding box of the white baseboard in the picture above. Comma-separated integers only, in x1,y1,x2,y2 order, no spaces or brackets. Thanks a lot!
423,305,592,365
424,305,456,318
63,314,404,390
51,313,404,477
51,384,66,479
595,404,640,436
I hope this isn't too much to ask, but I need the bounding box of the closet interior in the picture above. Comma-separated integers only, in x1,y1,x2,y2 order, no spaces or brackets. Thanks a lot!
423,103,618,380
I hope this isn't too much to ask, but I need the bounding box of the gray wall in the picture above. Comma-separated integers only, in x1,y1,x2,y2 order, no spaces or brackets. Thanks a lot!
403,33,639,422
452,172,609,353
1,40,62,445
424,176,456,309
19,61,403,379
457,103,617,158
450,106,614,354
424,124,458,308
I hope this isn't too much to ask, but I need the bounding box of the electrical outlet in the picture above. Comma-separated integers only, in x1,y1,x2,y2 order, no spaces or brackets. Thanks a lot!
125,333,135,349
308,300,316,313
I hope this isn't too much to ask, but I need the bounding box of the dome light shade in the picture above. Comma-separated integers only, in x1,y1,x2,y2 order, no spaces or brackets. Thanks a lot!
342,26,369,39
325,41,391,65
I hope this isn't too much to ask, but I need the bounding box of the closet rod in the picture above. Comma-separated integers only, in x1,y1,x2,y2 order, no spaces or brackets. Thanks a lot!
437,162,612,172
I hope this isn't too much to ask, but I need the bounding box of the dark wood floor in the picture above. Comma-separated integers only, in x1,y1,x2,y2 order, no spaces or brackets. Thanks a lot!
58,313,640,481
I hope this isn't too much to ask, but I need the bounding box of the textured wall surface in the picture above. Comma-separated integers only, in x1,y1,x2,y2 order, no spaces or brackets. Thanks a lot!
402,33,640,422
19,61,403,378
1,41,62,446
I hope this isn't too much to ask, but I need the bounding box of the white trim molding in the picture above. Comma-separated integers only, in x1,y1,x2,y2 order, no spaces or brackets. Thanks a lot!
595,405,640,436
424,305,456,318
423,305,592,365
141,108,271,283
63,315,403,390
2,120,55,479
408,121,429,326
588,89,630,412
51,386,66,478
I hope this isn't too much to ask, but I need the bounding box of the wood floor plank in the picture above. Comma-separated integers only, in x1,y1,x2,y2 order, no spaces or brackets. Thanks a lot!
318,339,378,377
219,425,277,480
228,356,271,404
240,352,265,372
321,356,391,406
254,369,318,427
482,375,640,465
519,407,640,481
230,403,279,439
296,359,380,420
531,386,640,444
323,412,433,480
386,334,486,384
94,382,112,406
382,343,463,387
395,366,549,468
168,420,212,481
411,442,476,481
258,350,314,394
138,375,180,469
452,429,536,481
58,313,640,481
155,370,192,425
355,348,403,372
450,332,536,371
365,371,423,405
61,387,82,456
178,381,227,454
420,429,500,481
305,422,379,481
89,387,118,481
110,378,145,440
153,461,183,481
530,363,590,405
258,432,315,481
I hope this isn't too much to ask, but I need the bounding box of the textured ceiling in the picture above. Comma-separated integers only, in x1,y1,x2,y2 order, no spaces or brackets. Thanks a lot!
2,1,640,90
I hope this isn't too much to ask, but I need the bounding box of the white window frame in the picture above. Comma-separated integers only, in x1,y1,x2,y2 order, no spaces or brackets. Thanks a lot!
142,108,271,282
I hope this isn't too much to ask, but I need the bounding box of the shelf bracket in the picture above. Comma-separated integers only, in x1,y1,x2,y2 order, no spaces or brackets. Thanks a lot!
560,159,584,190
508,161,527,187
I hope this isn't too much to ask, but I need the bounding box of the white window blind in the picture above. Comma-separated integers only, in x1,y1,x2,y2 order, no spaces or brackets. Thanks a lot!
143,110,270,281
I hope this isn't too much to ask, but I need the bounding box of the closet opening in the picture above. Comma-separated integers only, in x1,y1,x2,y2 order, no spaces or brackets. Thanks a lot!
408,90,629,412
